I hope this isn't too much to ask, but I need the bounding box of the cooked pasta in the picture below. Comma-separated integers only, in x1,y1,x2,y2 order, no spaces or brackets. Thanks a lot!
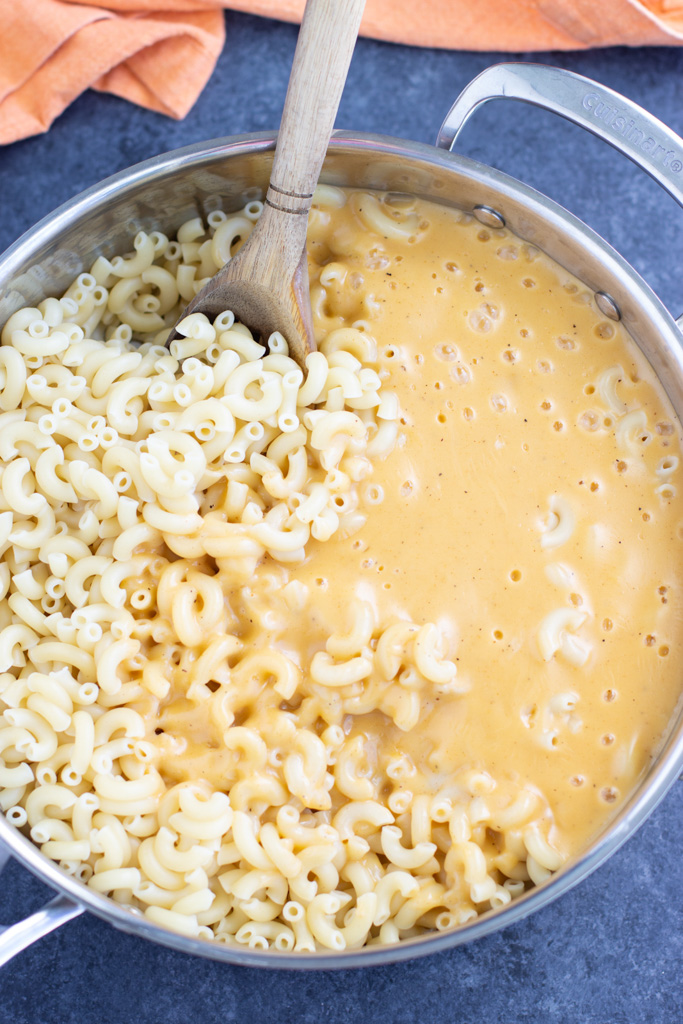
0,188,682,953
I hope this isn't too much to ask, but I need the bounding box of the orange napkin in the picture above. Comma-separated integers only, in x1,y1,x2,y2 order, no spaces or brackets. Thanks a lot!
1,0,683,145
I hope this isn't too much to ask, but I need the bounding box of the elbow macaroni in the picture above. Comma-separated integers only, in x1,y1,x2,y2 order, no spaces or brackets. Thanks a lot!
4,185,674,954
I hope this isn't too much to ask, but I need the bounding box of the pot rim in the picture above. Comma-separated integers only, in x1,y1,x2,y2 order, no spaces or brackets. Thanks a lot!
1,129,682,970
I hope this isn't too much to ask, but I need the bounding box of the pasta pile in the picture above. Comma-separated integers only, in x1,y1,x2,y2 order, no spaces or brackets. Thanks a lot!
0,193,567,953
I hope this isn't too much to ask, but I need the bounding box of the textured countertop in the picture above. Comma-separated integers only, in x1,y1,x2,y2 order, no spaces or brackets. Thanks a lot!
0,12,682,1023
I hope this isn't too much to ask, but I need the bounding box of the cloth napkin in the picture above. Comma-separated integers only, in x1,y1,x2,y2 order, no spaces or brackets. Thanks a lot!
1,0,682,145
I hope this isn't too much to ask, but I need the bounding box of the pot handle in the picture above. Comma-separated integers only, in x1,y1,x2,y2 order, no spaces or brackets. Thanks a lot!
0,847,84,968
436,63,683,210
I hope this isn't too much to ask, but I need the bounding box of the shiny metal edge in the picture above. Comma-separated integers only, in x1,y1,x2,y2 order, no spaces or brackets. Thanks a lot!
0,892,84,968
1,130,682,969
436,63,683,209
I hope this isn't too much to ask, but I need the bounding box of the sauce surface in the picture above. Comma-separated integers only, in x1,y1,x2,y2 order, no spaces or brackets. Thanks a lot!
156,191,683,860
4,189,683,948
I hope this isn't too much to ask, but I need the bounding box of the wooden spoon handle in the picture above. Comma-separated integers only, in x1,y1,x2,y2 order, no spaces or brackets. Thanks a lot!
268,0,366,213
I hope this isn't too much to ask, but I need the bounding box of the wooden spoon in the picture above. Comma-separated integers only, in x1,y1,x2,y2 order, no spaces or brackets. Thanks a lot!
167,0,366,367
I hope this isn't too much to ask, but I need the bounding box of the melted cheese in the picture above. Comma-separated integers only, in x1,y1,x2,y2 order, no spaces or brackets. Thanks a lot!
156,193,683,860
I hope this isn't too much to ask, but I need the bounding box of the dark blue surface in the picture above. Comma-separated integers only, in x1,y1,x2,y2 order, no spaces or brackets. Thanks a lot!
0,11,682,1023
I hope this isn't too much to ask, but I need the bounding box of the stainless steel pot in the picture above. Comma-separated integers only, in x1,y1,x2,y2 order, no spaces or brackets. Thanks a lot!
1,63,682,970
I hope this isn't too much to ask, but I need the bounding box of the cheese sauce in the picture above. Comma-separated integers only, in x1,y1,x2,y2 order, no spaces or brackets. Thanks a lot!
156,191,683,861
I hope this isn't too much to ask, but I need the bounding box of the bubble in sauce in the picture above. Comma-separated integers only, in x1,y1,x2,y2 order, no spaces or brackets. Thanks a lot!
469,309,492,333
657,483,676,500
366,254,390,271
434,342,459,362
595,322,616,340
451,364,470,385
469,302,499,334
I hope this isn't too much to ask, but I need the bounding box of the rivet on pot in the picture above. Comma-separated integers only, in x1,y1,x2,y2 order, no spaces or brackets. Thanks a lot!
473,205,505,229
595,292,621,322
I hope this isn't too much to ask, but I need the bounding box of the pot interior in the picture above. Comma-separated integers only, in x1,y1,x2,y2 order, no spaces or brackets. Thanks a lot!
1,133,682,968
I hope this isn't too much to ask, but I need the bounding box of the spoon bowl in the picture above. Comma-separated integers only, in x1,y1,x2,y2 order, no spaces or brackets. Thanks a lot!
166,0,366,367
